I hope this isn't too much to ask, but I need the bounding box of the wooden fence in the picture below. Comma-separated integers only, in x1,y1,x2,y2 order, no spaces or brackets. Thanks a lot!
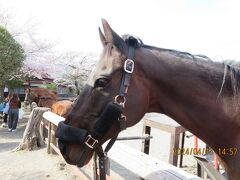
42,111,201,180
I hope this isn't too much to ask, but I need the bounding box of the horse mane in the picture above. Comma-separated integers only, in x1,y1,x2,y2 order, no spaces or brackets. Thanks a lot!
225,64,240,105
122,35,240,69
122,35,212,62
122,34,143,48
122,34,240,102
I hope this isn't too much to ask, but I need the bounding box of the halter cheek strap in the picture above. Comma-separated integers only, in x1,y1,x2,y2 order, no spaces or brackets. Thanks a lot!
95,45,136,180
115,45,135,130
119,45,135,97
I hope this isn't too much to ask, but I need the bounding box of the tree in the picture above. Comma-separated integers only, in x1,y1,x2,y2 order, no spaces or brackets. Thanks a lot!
0,5,96,92
0,26,25,87
41,83,57,91
6,79,23,89
59,51,97,91
0,5,57,84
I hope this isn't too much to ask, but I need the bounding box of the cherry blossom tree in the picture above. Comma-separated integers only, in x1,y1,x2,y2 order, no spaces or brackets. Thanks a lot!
0,5,97,94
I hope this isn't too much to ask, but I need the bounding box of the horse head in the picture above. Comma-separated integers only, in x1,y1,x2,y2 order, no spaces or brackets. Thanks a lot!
24,88,58,108
55,19,240,179
24,88,38,106
57,19,150,167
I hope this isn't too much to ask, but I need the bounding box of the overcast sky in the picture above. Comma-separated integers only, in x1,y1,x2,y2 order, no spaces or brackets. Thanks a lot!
1,0,240,61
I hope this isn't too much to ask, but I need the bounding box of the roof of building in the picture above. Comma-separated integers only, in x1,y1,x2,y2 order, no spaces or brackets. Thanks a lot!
22,67,54,80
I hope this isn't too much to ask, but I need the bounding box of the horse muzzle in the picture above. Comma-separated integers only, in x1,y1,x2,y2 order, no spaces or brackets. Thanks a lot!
58,140,93,167
55,102,123,167
56,121,92,167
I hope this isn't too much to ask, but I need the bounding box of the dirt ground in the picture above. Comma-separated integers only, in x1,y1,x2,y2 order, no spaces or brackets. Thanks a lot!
0,111,82,180
0,110,199,180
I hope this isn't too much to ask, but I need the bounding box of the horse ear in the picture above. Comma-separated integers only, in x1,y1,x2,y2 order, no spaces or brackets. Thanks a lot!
99,27,106,46
101,19,127,53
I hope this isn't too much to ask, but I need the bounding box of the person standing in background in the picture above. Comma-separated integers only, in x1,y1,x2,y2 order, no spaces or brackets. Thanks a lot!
1,96,10,127
8,93,21,132
3,86,9,98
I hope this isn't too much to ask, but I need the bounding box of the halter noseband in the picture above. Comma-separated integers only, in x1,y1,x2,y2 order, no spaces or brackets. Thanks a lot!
55,43,135,180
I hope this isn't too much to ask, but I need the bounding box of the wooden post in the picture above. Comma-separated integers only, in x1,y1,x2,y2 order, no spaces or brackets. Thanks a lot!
141,122,151,154
195,136,204,178
194,136,198,150
47,121,51,154
39,121,44,143
214,154,219,171
50,124,57,154
169,133,180,166
179,132,185,167
140,122,151,180
15,107,50,151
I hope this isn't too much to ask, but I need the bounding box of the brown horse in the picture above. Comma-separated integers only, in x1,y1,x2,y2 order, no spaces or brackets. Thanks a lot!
57,19,240,179
51,100,73,118
25,87,73,117
24,88,58,108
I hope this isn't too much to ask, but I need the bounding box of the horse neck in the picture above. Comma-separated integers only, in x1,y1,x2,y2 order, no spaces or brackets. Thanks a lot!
137,47,239,150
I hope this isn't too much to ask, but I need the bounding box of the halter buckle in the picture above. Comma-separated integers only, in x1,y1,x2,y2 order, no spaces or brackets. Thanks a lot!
85,135,98,149
114,95,126,108
124,59,134,73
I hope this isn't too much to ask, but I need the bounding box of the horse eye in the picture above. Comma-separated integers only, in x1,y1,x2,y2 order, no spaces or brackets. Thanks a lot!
94,78,109,88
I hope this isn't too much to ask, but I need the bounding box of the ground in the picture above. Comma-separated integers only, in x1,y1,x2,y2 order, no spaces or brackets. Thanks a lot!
0,110,200,180
0,111,81,180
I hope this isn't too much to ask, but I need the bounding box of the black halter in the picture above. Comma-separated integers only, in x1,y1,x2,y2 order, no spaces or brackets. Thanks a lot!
55,43,135,180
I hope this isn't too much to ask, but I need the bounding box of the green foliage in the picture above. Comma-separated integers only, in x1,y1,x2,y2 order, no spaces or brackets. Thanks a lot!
0,26,25,87
46,83,57,90
40,83,57,90
6,79,23,89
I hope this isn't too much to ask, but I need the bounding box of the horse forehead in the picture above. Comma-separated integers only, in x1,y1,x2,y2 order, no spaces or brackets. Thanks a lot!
88,58,121,85
87,65,112,86
96,60,115,74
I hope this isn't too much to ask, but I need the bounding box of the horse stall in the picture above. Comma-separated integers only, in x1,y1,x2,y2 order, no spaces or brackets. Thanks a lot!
42,111,202,180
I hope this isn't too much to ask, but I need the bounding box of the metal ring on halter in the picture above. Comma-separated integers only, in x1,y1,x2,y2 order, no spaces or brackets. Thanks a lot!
114,95,126,107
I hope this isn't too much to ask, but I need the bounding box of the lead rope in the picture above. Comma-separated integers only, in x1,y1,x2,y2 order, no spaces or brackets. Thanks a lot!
95,146,106,180
95,135,118,180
